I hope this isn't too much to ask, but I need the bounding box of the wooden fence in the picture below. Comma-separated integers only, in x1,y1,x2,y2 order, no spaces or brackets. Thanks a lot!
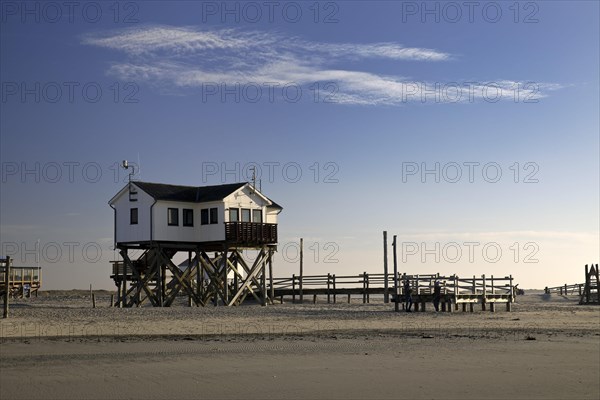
544,283,584,296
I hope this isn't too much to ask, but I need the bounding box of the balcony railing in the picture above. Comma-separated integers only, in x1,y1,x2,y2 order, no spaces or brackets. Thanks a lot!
225,222,278,245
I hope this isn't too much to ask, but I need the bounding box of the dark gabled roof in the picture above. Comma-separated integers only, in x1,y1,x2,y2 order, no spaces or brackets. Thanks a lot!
130,182,282,210
133,182,246,203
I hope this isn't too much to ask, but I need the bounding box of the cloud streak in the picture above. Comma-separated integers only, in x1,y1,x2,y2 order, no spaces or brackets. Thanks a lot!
83,25,561,105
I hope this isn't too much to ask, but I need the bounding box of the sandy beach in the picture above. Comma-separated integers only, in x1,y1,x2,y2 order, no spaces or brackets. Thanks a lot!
1,291,599,400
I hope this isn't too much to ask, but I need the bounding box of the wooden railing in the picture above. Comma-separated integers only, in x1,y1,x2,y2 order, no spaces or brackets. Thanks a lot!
225,222,277,244
545,283,584,296
270,272,515,306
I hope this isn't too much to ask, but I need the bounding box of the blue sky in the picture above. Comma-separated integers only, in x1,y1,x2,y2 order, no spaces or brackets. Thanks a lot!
1,1,598,289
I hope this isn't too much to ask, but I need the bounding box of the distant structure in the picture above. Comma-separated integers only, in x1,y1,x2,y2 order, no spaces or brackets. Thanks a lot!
544,263,599,305
109,180,282,307
1,256,42,318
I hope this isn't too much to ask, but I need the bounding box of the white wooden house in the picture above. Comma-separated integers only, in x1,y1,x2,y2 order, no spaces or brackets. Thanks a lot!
109,181,282,247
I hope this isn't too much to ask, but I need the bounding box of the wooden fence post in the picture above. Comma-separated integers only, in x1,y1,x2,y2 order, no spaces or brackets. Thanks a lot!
92,293,96,309
333,274,337,304
292,274,296,304
362,272,367,304
327,273,331,304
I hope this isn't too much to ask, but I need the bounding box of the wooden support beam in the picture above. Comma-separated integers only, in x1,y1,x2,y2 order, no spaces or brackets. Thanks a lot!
227,248,270,306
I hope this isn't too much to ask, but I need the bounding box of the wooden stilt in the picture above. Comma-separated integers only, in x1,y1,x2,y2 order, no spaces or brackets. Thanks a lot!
268,252,274,304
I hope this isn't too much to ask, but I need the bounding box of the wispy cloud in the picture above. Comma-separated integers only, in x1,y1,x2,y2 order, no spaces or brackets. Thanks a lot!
83,25,561,105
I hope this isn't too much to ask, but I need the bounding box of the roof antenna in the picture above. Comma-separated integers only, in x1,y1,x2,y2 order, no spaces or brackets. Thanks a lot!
122,160,135,182
251,166,256,194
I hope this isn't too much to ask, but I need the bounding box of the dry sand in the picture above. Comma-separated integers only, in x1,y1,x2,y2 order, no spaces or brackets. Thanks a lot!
1,291,599,399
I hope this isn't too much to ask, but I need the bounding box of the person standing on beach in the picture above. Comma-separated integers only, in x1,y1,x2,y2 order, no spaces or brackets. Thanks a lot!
433,280,442,312
404,279,413,312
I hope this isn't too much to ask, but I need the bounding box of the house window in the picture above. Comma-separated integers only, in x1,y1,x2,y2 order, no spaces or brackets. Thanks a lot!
210,207,218,224
229,208,239,222
168,208,179,226
241,208,251,222
252,209,262,223
130,208,138,225
183,209,194,227
201,209,209,225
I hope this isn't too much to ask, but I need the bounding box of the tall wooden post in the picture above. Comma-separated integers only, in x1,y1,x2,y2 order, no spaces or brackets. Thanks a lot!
393,235,399,312
3,256,10,318
383,231,389,303
299,238,304,304
292,274,296,304
327,273,331,303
